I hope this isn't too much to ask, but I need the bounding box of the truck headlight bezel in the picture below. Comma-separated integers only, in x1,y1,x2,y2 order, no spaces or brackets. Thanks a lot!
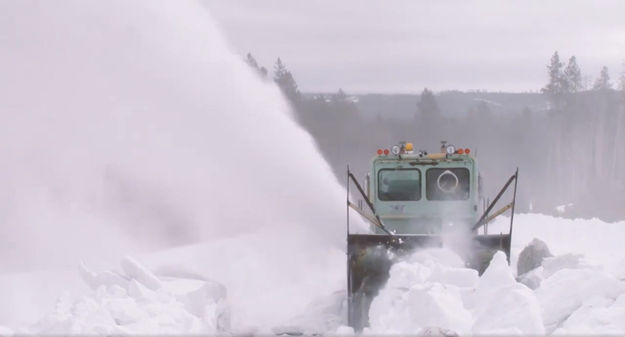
446,144,456,155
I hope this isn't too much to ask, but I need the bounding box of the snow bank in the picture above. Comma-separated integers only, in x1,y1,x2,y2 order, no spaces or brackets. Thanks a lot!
368,250,474,335
554,295,625,335
536,267,625,332
489,214,625,277
506,227,625,335
370,280,472,335
8,212,625,334
369,250,544,336
471,252,544,336
24,258,228,335
366,231,625,336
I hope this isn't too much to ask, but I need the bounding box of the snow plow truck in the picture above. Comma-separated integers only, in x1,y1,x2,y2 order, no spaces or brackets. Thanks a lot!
346,141,518,331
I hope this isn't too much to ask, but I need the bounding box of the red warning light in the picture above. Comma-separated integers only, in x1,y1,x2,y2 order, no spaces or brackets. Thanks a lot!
377,149,383,155
383,149,390,155
457,148,465,154
465,148,471,154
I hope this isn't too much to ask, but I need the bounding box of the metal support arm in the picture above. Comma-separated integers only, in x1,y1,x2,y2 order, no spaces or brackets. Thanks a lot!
347,168,393,236
472,169,519,232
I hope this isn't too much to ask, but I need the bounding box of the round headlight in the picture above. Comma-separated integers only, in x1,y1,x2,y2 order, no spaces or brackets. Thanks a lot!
446,145,456,155
391,145,401,155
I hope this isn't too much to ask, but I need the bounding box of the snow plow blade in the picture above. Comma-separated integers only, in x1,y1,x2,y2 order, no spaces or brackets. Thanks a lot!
346,233,511,331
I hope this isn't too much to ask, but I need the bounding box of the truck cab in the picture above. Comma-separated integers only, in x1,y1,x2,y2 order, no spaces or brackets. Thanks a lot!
367,141,480,234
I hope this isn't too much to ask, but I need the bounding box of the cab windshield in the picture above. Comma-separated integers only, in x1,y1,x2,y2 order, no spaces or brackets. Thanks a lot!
377,169,421,201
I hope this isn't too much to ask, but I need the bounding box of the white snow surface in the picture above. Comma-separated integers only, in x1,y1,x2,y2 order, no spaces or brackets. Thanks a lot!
23,257,229,335
3,213,625,335
368,250,543,336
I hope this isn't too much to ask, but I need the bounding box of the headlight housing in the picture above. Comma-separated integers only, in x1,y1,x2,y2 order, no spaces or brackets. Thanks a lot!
391,145,401,155
446,144,456,155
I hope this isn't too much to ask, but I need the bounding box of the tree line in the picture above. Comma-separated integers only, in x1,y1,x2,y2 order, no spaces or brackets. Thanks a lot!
245,52,625,221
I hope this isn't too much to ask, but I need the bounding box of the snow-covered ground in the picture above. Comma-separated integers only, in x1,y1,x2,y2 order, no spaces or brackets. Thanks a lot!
365,214,625,336
489,214,625,278
3,213,625,335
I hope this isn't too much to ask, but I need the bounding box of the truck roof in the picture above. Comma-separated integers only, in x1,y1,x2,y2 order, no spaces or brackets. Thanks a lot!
373,152,475,165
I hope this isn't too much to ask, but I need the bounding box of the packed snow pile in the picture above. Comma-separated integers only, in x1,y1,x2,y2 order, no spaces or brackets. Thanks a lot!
368,240,625,336
368,249,544,336
535,256,625,334
471,252,543,335
17,257,229,335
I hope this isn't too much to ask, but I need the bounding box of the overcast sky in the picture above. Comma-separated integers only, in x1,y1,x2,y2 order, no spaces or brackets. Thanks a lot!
203,0,625,93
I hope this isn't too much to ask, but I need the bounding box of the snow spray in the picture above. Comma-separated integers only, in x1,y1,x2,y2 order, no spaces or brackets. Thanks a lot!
0,0,346,330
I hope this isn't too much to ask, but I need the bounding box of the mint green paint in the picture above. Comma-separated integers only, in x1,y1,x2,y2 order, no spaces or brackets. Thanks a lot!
368,153,480,234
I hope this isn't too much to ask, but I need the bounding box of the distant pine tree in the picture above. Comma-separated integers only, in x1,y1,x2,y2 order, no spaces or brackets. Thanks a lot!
245,52,268,78
593,66,612,91
329,88,359,122
473,100,491,119
333,88,348,103
273,58,300,101
618,64,625,93
564,56,582,93
542,52,566,109
416,88,440,124
246,52,259,69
